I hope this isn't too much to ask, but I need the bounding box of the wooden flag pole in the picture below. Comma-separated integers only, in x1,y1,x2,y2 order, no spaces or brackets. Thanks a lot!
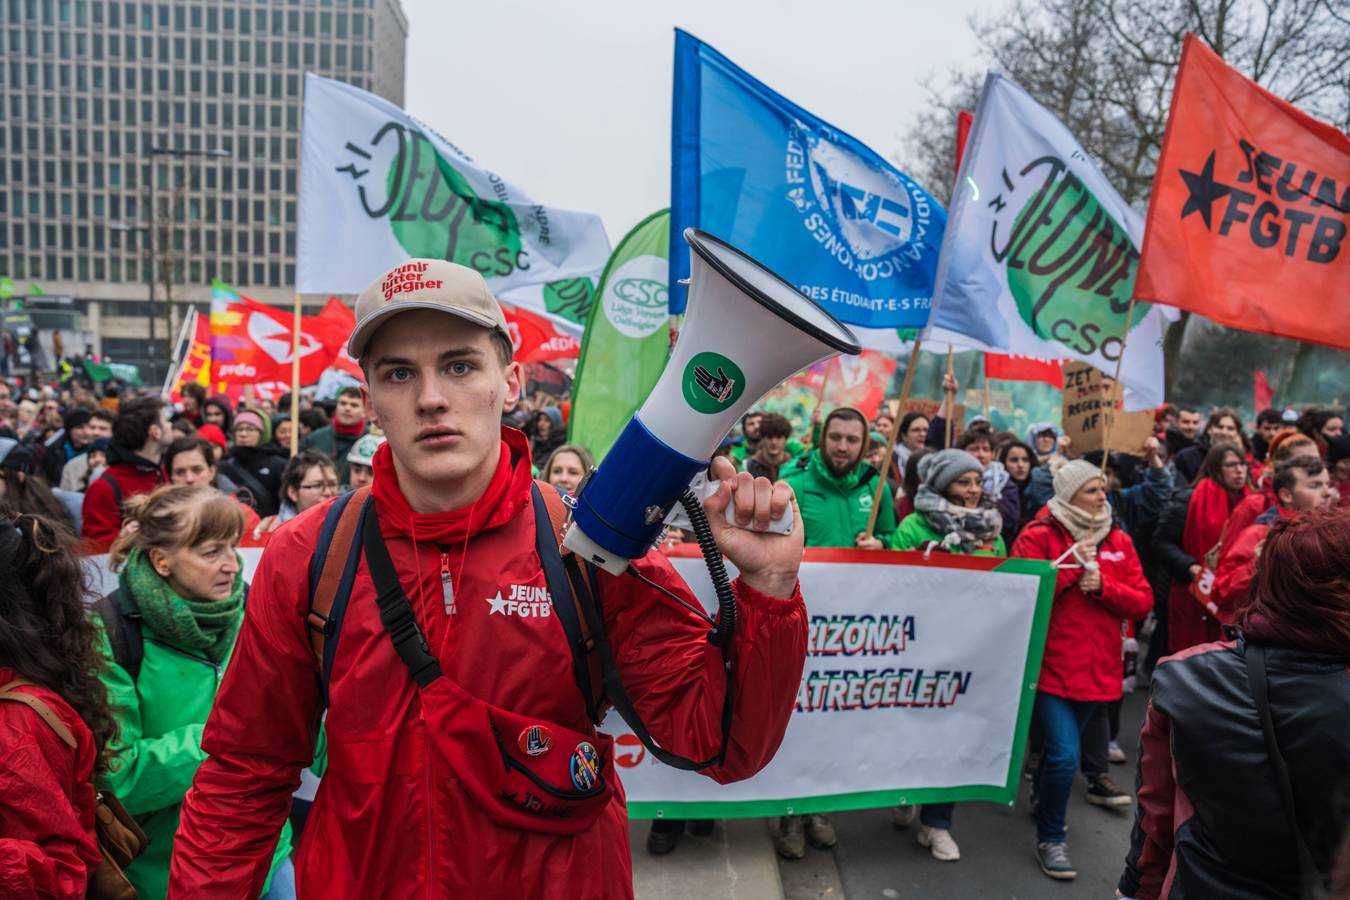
983,372,992,420
290,293,302,457
863,338,924,540
944,345,956,447
1098,297,1139,477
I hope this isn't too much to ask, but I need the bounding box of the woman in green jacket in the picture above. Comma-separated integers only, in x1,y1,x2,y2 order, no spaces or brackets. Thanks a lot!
889,448,1006,863
97,484,294,898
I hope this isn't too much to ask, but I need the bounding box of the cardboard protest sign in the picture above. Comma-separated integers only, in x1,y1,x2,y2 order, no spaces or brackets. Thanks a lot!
1061,361,1156,456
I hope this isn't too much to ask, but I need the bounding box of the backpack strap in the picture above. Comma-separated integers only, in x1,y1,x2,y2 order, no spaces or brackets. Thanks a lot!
531,481,602,722
0,681,77,749
95,588,144,681
99,471,123,509
307,487,371,705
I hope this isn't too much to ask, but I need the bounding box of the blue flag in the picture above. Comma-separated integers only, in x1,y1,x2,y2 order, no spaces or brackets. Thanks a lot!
670,30,945,338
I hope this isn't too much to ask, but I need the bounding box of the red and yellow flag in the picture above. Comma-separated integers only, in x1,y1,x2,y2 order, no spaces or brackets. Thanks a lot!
1134,34,1350,350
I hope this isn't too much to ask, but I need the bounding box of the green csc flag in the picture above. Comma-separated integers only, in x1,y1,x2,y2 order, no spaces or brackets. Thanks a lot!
568,210,671,461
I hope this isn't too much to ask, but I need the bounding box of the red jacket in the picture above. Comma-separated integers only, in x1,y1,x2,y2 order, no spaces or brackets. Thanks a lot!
1211,507,1289,614
171,437,807,899
1222,489,1273,547
1011,509,1153,701
80,452,165,550
0,669,101,899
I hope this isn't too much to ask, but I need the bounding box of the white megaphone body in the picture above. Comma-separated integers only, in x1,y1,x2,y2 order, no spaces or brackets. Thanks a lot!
563,228,861,574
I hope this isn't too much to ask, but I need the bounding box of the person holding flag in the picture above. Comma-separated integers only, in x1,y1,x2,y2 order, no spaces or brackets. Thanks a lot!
170,259,808,899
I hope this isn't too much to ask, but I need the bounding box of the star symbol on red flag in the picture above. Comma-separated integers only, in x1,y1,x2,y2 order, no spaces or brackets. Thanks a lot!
1178,151,1232,230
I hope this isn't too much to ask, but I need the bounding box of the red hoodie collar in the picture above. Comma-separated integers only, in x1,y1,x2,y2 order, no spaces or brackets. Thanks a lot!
334,418,367,438
372,426,534,545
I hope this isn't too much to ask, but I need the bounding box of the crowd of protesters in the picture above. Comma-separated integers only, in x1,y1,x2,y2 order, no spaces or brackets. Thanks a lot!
0,350,1347,897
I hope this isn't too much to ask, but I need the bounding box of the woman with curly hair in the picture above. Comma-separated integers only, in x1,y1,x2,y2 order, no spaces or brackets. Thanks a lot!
0,514,119,897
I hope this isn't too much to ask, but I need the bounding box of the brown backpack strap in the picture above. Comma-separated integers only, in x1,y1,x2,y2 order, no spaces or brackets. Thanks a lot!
308,486,371,664
534,480,604,714
0,680,77,749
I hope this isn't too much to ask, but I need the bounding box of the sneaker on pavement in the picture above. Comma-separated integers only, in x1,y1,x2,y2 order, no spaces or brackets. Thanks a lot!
773,816,807,860
806,813,837,849
892,805,919,829
1108,741,1127,764
1086,775,1134,807
1037,841,1077,879
916,825,961,861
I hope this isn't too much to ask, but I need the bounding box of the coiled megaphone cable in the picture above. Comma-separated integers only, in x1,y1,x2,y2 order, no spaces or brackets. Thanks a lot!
679,486,737,647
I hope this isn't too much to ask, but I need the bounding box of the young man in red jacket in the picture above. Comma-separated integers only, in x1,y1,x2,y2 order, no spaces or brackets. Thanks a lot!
170,259,809,899
1211,455,1333,610
79,396,170,549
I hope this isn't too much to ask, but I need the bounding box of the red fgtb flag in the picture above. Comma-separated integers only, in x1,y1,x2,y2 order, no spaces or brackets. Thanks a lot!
312,296,364,379
984,353,1064,388
500,303,581,363
1134,34,1350,350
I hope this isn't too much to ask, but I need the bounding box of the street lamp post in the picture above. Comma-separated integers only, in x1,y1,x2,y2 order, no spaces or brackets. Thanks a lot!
142,146,228,381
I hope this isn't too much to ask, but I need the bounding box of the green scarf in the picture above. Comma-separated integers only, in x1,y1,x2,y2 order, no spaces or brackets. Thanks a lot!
122,549,246,664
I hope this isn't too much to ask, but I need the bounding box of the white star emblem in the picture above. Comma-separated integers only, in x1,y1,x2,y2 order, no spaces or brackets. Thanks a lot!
486,592,508,615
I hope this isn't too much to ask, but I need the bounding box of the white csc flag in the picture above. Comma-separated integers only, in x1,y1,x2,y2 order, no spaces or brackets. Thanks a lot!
923,74,1172,409
298,74,610,325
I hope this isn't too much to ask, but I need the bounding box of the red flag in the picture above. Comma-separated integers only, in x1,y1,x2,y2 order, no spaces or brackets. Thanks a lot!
209,294,338,384
1134,34,1350,350
1254,369,1275,411
168,312,213,402
984,353,1064,388
501,303,580,363
954,110,974,176
313,297,364,380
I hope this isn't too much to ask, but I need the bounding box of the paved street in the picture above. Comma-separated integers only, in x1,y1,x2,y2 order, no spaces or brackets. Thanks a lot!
783,689,1147,899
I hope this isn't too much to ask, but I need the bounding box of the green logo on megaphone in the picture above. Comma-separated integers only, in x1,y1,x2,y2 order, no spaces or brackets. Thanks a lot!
682,352,745,415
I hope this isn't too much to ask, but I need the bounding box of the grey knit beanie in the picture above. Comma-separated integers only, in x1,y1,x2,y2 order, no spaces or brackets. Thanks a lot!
918,448,983,494
1051,456,1102,502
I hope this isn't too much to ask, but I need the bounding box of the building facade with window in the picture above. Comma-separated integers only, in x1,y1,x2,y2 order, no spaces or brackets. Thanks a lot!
0,0,408,377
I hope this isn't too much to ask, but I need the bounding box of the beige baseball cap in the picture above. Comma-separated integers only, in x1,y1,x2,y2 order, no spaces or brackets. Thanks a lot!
348,258,511,359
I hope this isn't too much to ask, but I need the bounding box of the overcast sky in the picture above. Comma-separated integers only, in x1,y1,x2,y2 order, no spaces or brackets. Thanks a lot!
403,0,1006,243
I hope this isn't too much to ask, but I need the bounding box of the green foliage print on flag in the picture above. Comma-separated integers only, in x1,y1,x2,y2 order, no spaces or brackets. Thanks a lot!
569,211,672,462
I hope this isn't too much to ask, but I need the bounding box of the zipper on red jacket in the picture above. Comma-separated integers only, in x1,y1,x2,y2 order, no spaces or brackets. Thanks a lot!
439,549,454,616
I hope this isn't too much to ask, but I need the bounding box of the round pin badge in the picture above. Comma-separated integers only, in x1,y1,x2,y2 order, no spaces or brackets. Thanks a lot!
570,741,600,791
517,725,554,757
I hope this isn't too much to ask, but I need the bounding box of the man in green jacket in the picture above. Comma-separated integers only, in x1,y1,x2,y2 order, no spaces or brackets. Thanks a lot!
782,407,896,549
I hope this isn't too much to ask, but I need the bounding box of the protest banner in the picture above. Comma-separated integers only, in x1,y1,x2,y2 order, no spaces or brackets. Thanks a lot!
670,31,945,352
81,545,1052,817
923,73,1173,409
1061,361,1157,456
1134,35,1350,351
297,74,610,324
615,547,1054,816
570,211,671,461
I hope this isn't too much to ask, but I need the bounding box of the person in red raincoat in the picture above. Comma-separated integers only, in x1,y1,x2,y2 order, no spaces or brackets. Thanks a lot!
170,259,809,899
1152,443,1253,652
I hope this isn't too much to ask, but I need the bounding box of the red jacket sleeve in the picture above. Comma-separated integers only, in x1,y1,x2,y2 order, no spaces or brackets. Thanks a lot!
598,551,807,784
169,523,323,899
1211,524,1262,619
1094,535,1154,621
0,701,100,900
1012,523,1086,598
80,476,120,548
1119,696,1176,900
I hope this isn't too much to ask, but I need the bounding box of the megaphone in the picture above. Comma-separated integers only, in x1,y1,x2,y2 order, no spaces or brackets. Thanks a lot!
564,228,861,574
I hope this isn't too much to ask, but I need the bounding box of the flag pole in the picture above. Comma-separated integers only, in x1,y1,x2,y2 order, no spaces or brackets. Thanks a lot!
863,338,923,540
983,371,991,420
161,307,196,397
1098,297,1138,477
944,345,956,447
290,293,302,457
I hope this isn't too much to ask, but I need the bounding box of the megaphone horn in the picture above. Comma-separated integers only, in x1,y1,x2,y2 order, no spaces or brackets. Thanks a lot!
564,228,862,574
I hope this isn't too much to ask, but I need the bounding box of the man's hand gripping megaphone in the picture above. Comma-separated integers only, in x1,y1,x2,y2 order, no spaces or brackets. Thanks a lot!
699,456,804,600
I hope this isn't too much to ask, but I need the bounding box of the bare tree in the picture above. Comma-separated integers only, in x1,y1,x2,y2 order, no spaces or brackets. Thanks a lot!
897,0,1349,395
